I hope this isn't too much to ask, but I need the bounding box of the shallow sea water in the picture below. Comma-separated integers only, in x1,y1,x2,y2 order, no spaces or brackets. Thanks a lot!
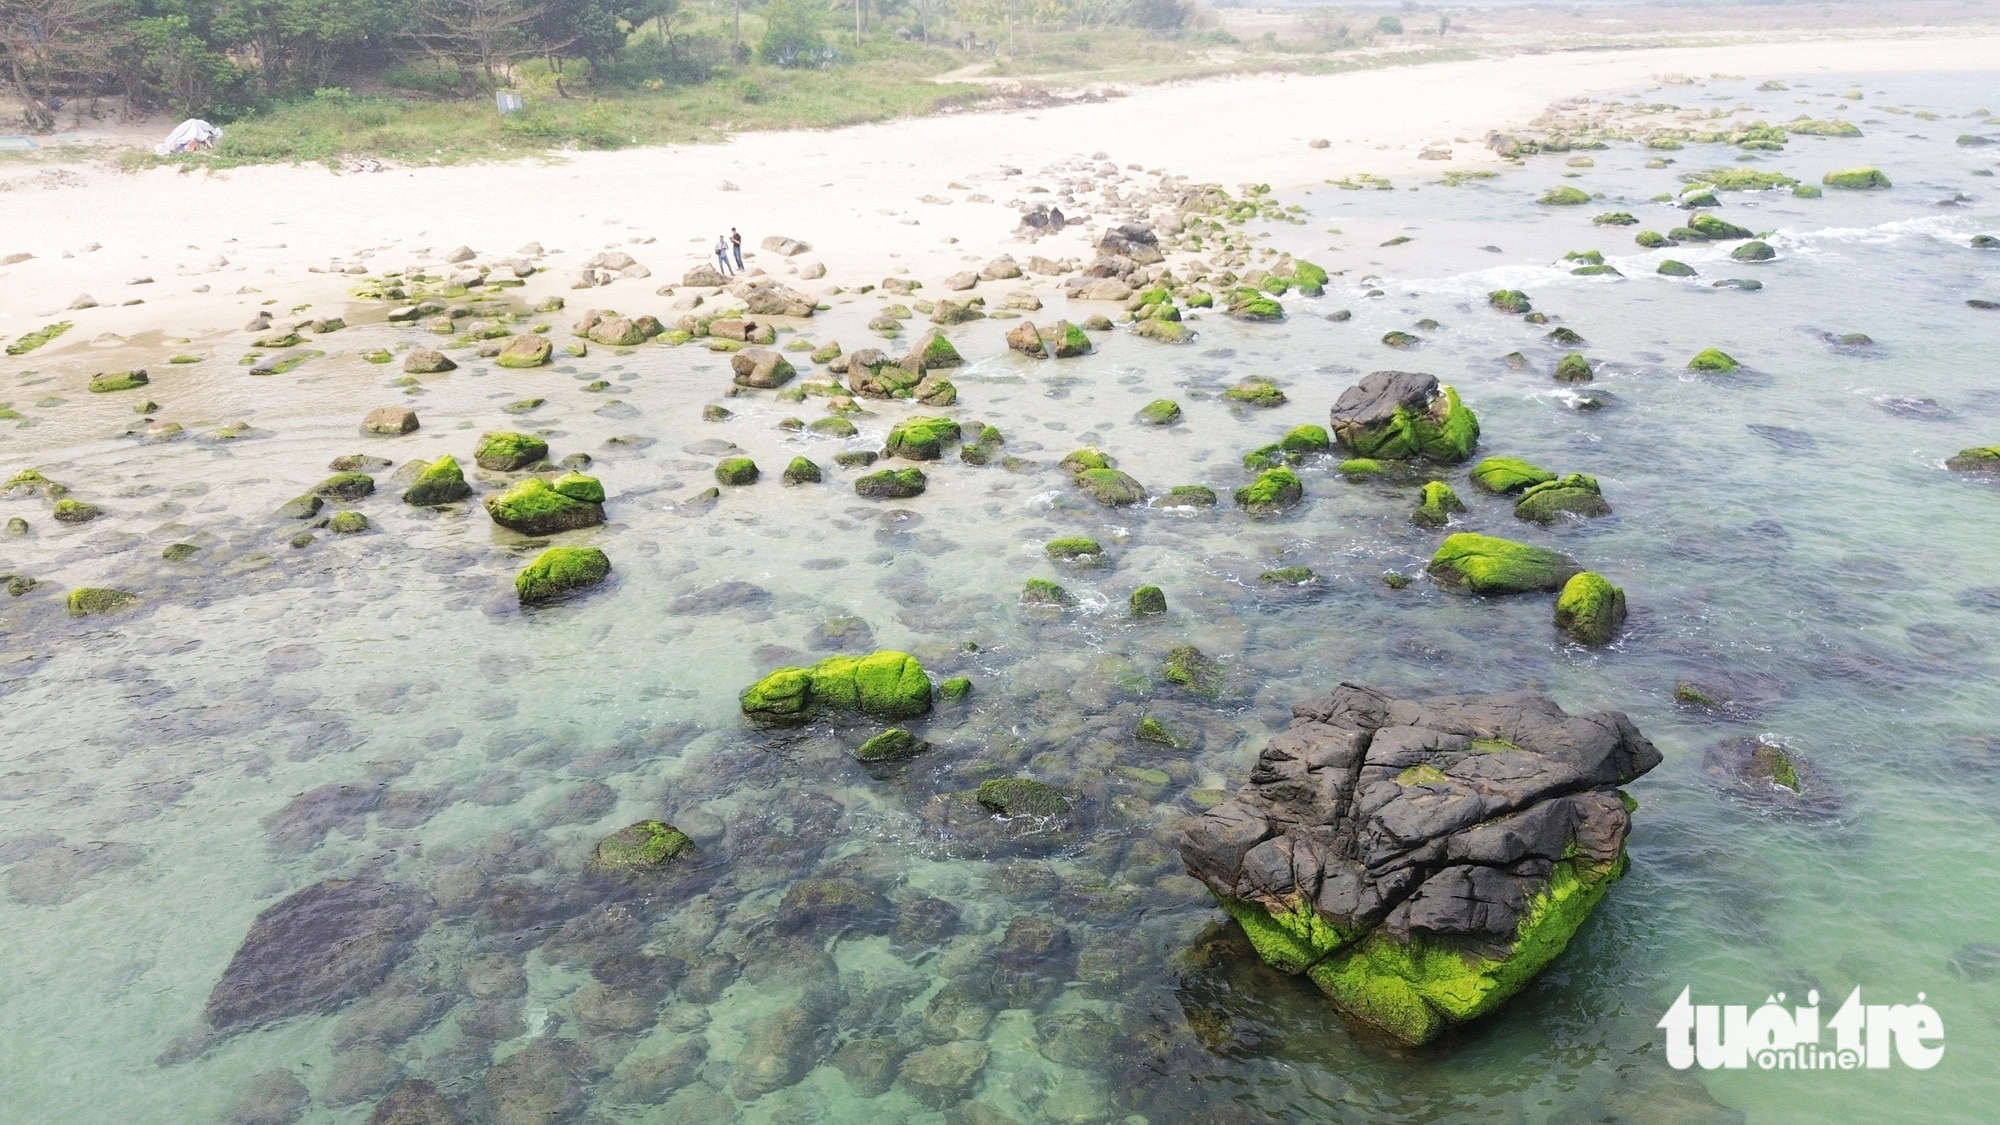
1,70,1997,1124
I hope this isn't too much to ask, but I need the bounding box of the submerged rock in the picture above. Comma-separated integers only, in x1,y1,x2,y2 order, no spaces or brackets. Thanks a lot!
740,650,933,724
1329,371,1479,464
206,878,428,1035
366,1080,462,1125
1703,736,1838,816
1180,682,1662,1044
591,820,693,872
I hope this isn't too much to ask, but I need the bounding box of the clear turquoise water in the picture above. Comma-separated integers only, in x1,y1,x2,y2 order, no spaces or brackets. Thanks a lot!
1,70,1996,1123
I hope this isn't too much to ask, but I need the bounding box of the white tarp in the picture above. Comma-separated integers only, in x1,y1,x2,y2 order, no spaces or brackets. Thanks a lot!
155,119,222,155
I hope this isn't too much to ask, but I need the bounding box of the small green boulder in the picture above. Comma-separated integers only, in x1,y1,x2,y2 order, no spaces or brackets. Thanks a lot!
1280,424,1332,458
715,457,759,485
1234,467,1302,514
1470,457,1555,494
885,416,962,460
1537,186,1591,205
311,471,376,501
1075,468,1146,507
1822,167,1891,190
783,456,822,485
1138,399,1182,425
856,467,926,498
1554,571,1627,645
328,511,370,534
1657,260,1698,277
976,778,1071,817
516,545,611,603
1427,533,1580,594
1554,353,1594,384
68,587,138,616
495,334,554,368
1731,240,1776,262
1222,377,1287,407
1688,347,1740,373
591,820,692,871
856,727,926,762
1487,290,1532,314
1130,585,1168,615
88,370,149,393
1023,578,1075,607
475,432,549,471
1411,481,1466,528
1045,536,1104,562
403,455,472,505
484,476,605,534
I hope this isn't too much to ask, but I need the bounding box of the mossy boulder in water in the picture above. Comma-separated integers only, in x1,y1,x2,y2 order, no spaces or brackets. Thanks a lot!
1657,259,1698,277
54,499,103,523
1138,399,1182,425
1470,457,1554,495
1427,533,1579,594
1023,578,1075,607
1225,289,1284,321
1131,585,1168,615
403,348,455,374
1823,167,1891,190
88,369,149,393
856,467,926,498
1410,481,1466,528
1059,447,1111,473
885,416,961,460
1180,682,1662,1044
68,587,138,616
1554,571,1626,645
1685,213,1753,241
977,778,1071,817
328,511,369,534
782,456,822,485
1163,644,1222,694
591,820,691,871
1280,424,1332,458
484,477,605,534
1329,371,1479,464
402,455,472,505
1687,347,1740,373
1235,467,1302,514
1554,353,1594,384
740,650,934,724
1945,446,2000,472
1222,376,1286,407
475,432,549,471
1487,290,1532,314
516,546,611,604
312,471,375,501
1045,536,1104,562
1731,240,1776,262
715,457,759,485
495,334,553,368
1514,474,1611,524
1075,468,1146,507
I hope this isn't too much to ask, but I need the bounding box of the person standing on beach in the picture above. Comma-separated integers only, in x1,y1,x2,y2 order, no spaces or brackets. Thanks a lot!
715,235,734,276
729,228,744,271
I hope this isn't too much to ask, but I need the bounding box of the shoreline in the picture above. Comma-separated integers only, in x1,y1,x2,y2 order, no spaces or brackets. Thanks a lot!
3,30,1998,360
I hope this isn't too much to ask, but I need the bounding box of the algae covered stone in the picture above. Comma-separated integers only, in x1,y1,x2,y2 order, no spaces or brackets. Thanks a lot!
484,476,605,534
1554,571,1627,645
1537,186,1591,205
1022,578,1075,607
1179,681,1662,1044
475,432,549,471
1138,399,1182,426
884,416,962,460
312,471,376,501
592,820,692,871
1514,474,1611,524
53,499,102,523
783,456,822,485
1823,167,1891,190
88,370,149,393
1687,347,1740,373
1470,457,1554,495
1045,536,1104,562
1553,353,1594,384
1427,533,1579,594
856,727,926,762
1487,290,1532,314
328,511,369,534
1131,585,1168,615
1280,424,1332,458
1235,467,1302,514
1329,371,1479,464
1657,259,1697,277
740,650,934,724
715,457,759,486
68,587,139,616
976,778,1071,817
516,546,611,604
1222,376,1287,408
856,467,926,499
1945,446,2000,472
403,455,472,505
1410,481,1465,528
1731,240,1776,262
1075,468,1146,507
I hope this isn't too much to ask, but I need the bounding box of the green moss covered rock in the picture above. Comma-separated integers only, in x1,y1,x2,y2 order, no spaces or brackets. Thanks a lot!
328,511,369,534
1730,240,1776,262
88,370,149,393
1260,565,1318,585
475,432,549,471
403,455,472,505
1685,213,1754,241
1164,644,1222,694
1075,468,1146,507
1635,231,1670,249
1022,578,1074,607
592,820,692,871
1280,424,1332,457
1338,458,1387,481
856,467,926,498
68,587,139,616
976,778,1071,817
1823,167,1891,190
53,499,102,523
1537,186,1591,205
1515,474,1611,524
1470,457,1554,494
1059,447,1112,473
783,456,822,484
1487,290,1532,314
1329,372,1479,464
311,471,376,501
1554,571,1626,645
1045,536,1103,562
1138,399,1182,425
1225,289,1285,321
1162,485,1217,508
1222,376,1287,407
1235,467,1302,514
1427,533,1579,594
1945,446,2000,472
1131,585,1167,615
1687,347,1740,373
938,676,972,700
1657,259,1698,277
855,727,926,762
740,650,934,724
484,476,605,534
1554,353,1594,384
715,457,759,486
1410,481,1466,528
516,545,611,603
885,416,962,460
495,334,554,368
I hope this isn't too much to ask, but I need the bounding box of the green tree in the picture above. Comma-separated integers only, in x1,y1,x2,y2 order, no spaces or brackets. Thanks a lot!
759,0,825,65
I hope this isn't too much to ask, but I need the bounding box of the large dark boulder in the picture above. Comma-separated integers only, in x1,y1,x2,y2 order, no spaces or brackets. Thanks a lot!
1180,682,1660,1045
1328,371,1479,463
205,879,429,1035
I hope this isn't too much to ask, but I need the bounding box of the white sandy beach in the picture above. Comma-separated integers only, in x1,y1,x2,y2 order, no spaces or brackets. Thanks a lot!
3,31,1998,349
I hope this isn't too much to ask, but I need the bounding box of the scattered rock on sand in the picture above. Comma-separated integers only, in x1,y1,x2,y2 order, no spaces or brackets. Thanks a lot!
363,407,419,435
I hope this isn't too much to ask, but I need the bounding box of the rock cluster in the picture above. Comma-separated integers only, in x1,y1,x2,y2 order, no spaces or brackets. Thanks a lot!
1181,682,1661,1044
